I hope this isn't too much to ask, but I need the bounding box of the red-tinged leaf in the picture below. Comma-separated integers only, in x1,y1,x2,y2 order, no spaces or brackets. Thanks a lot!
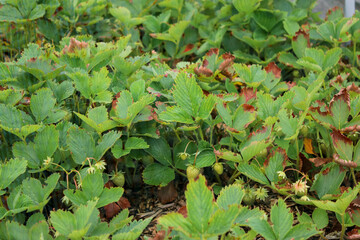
265,62,281,78
239,87,257,103
206,48,219,56
329,88,350,129
177,206,188,218
309,105,334,128
104,181,114,189
183,44,194,53
158,181,178,204
194,66,213,77
331,130,353,161
346,228,360,240
333,154,358,168
286,82,296,89
308,157,332,167
292,29,310,47
219,53,235,72
112,92,121,110
347,83,360,94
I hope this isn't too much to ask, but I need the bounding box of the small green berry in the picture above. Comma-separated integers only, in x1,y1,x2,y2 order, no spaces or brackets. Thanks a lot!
186,165,200,180
213,162,224,175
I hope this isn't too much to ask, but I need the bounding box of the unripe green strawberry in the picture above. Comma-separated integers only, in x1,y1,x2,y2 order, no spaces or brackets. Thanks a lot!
186,165,200,180
178,152,190,161
258,149,267,158
300,125,309,137
242,188,255,206
349,133,358,141
111,173,125,187
213,162,224,175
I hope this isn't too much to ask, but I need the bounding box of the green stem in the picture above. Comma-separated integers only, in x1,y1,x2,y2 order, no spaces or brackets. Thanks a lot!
340,214,346,240
228,168,241,184
174,129,181,142
353,39,357,66
198,125,204,141
295,138,300,173
173,167,187,178
351,168,357,186
209,126,214,145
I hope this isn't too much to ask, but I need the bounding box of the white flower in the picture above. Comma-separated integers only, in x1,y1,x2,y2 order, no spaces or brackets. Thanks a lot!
300,195,310,201
292,179,309,196
277,171,287,179
95,160,106,170
61,195,70,205
43,157,52,166
87,166,96,174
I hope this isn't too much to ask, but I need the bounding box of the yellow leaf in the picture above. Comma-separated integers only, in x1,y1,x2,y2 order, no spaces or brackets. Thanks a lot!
304,138,315,154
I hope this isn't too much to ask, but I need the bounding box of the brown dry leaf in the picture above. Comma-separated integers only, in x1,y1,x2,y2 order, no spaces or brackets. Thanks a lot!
158,181,178,204
118,197,131,209
150,230,166,240
104,202,121,219
304,138,315,154
178,206,188,218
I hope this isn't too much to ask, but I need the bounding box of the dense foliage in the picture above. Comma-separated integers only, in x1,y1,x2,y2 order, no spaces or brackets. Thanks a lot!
1,0,360,239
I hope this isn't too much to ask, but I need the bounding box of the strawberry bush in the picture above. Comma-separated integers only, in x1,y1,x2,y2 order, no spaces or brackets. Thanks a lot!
1,0,360,239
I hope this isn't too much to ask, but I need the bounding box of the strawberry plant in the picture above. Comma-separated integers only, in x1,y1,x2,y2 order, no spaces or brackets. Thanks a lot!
1,0,360,239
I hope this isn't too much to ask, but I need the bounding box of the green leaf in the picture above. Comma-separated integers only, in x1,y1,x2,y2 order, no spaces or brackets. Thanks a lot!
90,67,111,94
233,0,260,14
195,150,216,168
186,175,214,233
50,201,98,238
278,109,298,138
323,47,342,69
312,184,360,215
197,94,216,120
159,106,195,124
94,131,121,160
34,125,59,163
217,184,244,210
97,187,124,208
158,213,194,236
270,199,293,240
330,90,351,130
311,164,346,199
22,173,59,209
265,150,285,183
331,130,353,161
30,88,56,122
312,208,329,229
67,127,95,164
283,223,320,240
238,163,270,185
125,137,149,150
169,21,190,44
233,64,266,88
247,218,276,240
172,71,203,116
232,104,256,131
206,205,240,236
145,137,172,166
0,158,27,191
130,79,145,102
142,163,175,186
